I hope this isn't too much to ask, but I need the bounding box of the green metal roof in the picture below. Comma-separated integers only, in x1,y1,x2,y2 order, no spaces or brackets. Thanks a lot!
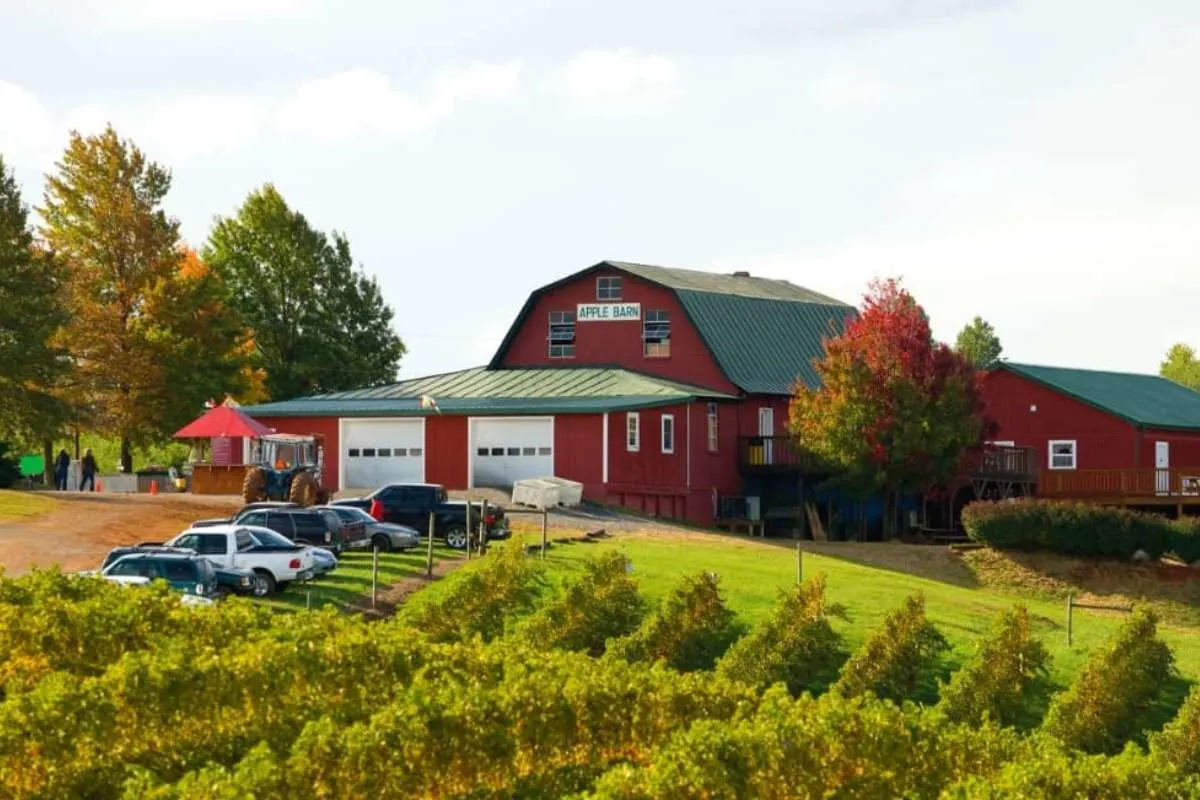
1000,362,1200,431
488,260,855,395
241,367,735,418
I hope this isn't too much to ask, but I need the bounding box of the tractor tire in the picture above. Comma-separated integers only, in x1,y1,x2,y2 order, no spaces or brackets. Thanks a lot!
289,470,319,507
315,488,331,505
242,467,267,504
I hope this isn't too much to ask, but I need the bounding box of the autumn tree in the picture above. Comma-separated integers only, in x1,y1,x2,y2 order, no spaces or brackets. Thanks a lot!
1161,343,1200,392
954,316,1003,369
790,278,995,537
40,127,256,473
0,154,70,468
203,184,405,400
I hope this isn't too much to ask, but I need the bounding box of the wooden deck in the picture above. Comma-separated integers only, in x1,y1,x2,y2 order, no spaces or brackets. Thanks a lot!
1038,468,1200,506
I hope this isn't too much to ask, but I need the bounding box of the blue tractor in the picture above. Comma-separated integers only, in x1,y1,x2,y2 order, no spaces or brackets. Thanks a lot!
241,433,331,506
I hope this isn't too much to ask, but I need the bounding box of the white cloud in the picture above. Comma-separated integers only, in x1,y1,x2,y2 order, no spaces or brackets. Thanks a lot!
806,63,900,112
275,61,523,142
0,81,56,163
559,48,680,118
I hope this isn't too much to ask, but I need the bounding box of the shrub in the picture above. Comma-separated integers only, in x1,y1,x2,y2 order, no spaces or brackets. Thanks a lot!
515,551,647,657
606,571,743,672
1168,520,1200,564
715,574,848,696
1042,607,1175,754
1151,684,1200,773
401,537,544,643
832,592,949,703
962,499,1173,560
937,604,1051,727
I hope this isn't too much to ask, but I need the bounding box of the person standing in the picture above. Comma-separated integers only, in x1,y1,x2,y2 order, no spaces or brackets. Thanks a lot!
80,448,97,492
54,449,70,491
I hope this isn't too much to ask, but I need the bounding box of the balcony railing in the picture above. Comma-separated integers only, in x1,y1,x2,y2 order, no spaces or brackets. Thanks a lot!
969,445,1037,480
1039,468,1200,501
738,436,830,474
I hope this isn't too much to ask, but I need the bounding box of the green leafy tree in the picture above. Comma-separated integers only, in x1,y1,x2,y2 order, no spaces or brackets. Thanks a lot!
0,155,70,456
39,127,254,472
790,278,996,536
1161,343,1200,392
203,184,405,400
954,315,1003,369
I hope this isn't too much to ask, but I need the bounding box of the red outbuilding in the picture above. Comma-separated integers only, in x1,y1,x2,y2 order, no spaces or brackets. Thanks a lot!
981,362,1200,513
242,261,855,526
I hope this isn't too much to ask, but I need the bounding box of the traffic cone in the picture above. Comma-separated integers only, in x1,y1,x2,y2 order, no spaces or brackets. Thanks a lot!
149,480,159,496
96,479,104,492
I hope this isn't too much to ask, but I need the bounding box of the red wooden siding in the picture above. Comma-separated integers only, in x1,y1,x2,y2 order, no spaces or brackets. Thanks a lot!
249,416,343,490
1133,429,1200,469
738,394,792,440
497,270,738,394
554,414,605,498
426,415,468,489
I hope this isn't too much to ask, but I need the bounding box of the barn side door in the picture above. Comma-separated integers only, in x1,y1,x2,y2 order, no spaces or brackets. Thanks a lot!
1156,441,1170,495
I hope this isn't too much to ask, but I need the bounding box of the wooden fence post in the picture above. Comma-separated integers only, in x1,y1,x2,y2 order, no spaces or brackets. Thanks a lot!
796,539,803,585
371,544,379,610
1066,593,1074,646
426,511,435,578
541,509,548,560
479,498,488,557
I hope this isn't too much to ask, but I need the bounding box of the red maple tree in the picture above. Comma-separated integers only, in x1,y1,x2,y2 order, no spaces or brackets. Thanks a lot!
789,278,996,534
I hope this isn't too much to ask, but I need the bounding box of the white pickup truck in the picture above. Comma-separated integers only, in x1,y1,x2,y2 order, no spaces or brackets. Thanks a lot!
163,524,316,595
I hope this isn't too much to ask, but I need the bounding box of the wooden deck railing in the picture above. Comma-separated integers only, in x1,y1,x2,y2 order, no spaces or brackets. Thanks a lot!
738,436,829,474
969,445,1037,479
1039,468,1200,500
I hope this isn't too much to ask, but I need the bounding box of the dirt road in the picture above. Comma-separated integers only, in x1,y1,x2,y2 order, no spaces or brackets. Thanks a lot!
0,493,241,575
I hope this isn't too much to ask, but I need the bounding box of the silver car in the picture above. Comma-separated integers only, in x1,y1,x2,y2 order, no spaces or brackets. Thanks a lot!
320,505,421,552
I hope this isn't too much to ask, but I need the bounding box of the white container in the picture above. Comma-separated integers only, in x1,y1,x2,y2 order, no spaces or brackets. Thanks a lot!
511,478,560,509
544,477,584,507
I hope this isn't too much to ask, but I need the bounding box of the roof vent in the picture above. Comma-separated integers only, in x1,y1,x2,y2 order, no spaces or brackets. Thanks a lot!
731,270,751,277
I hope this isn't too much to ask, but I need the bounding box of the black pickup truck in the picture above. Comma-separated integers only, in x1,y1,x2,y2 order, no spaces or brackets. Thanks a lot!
334,483,509,550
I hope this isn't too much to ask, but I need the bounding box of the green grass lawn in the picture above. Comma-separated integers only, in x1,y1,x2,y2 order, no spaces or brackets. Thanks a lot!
0,490,58,522
261,543,467,611
433,531,1200,730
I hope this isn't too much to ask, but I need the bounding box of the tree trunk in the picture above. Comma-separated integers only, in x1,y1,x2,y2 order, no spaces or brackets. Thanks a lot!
42,439,53,486
120,436,133,475
882,492,897,540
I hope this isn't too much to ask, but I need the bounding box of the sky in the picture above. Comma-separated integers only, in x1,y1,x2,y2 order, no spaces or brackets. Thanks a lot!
2,0,1199,381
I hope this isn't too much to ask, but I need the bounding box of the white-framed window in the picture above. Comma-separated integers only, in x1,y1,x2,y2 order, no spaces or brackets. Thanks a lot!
626,412,640,452
706,402,719,452
1048,440,1076,470
547,311,576,358
661,414,675,454
643,309,670,358
597,276,623,301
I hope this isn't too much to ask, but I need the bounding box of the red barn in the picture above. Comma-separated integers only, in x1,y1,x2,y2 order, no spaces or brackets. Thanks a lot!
243,261,855,526
982,362,1200,513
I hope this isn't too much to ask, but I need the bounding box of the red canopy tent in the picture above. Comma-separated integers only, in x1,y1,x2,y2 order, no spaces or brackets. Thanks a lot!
173,405,273,439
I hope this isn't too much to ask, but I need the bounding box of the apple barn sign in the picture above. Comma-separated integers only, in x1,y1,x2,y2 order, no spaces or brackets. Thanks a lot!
576,302,641,321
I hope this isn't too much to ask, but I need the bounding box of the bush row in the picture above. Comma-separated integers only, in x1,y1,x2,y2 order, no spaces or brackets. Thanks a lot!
961,499,1200,562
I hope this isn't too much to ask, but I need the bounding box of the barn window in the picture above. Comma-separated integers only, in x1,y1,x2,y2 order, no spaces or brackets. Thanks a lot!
522,447,536,456
706,402,719,452
362,448,376,457
1048,440,1076,470
537,446,552,456
377,448,392,457
477,448,489,456
348,449,361,458
643,310,670,358
597,276,623,301
626,412,640,452
548,311,576,359
661,414,675,454
409,448,423,457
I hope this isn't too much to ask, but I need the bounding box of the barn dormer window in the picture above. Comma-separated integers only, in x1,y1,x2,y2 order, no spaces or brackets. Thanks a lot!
643,309,670,358
548,311,576,358
597,276,623,301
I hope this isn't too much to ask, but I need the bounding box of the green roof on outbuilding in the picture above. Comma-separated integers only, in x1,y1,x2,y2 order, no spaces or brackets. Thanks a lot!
1000,362,1200,431
241,367,735,418
488,260,856,395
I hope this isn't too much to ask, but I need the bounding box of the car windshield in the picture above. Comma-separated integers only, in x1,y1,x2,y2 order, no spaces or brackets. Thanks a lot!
248,528,295,548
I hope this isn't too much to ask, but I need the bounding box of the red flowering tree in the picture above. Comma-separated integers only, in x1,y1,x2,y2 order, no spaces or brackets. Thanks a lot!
789,278,995,536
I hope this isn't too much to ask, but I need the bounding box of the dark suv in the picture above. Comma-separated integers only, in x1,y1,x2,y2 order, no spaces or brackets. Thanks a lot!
233,507,362,553
99,552,219,601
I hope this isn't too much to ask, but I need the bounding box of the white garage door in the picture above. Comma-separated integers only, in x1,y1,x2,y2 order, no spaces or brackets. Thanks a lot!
342,419,424,490
472,417,554,488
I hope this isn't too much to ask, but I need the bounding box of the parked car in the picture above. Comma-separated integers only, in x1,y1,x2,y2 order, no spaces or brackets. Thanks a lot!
96,552,220,603
192,501,298,527
196,506,360,554
98,545,263,597
309,546,338,576
318,504,420,552
334,483,509,550
162,525,316,595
